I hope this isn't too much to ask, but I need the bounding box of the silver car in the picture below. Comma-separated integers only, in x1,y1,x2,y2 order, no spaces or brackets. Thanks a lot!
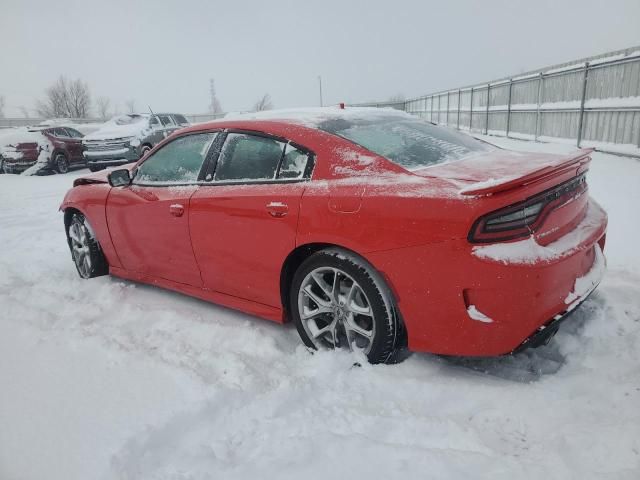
82,113,190,171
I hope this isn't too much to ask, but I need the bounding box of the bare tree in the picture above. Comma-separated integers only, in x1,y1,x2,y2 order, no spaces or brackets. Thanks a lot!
96,97,111,120
36,76,91,118
0,95,5,118
252,93,273,112
209,78,223,114
19,106,31,118
125,99,137,114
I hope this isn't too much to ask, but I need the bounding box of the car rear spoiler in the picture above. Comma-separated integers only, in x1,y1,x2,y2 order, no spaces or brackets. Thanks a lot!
459,149,593,196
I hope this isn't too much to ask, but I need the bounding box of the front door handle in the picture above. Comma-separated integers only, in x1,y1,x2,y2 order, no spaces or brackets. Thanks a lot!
266,201,288,217
169,203,185,217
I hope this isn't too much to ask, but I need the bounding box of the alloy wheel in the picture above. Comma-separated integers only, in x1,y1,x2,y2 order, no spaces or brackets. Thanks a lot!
297,267,376,353
68,220,92,278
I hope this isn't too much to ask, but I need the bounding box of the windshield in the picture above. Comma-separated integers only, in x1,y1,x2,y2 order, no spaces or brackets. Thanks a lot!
318,115,492,170
113,114,147,126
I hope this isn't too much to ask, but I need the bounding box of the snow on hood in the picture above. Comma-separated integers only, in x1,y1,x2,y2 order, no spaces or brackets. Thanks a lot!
83,114,151,141
0,129,48,151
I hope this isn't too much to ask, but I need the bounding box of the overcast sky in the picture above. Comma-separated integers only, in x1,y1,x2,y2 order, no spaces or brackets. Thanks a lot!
1,0,639,117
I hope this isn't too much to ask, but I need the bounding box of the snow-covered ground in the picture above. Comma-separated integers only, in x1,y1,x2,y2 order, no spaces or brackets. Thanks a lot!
1,137,639,480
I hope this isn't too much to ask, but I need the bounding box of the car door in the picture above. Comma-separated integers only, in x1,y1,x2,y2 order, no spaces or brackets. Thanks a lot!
190,132,314,307
62,128,85,164
106,132,218,286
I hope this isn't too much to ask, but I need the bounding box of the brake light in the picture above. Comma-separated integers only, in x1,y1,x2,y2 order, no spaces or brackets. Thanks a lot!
468,174,587,243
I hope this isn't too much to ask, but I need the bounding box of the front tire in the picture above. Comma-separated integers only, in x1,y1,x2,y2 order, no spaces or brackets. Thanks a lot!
66,213,108,279
54,153,69,174
88,164,105,172
291,248,400,364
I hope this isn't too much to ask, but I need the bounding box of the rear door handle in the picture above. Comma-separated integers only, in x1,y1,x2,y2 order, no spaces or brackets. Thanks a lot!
266,201,288,217
169,203,185,217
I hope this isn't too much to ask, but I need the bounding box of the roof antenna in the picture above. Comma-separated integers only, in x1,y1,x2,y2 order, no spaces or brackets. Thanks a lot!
148,106,165,126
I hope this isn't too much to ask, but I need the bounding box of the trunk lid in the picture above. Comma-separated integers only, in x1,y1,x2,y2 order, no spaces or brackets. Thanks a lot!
415,148,592,196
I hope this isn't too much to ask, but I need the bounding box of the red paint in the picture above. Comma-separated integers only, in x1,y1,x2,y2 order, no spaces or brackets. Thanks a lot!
60,118,608,356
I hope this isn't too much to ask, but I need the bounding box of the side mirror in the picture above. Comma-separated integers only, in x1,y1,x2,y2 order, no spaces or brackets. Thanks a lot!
108,168,131,187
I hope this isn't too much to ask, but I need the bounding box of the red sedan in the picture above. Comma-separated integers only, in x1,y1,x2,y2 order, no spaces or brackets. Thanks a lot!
1,126,85,174
60,108,607,363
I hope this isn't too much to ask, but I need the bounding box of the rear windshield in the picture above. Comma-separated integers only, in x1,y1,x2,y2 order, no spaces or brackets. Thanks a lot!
318,115,491,170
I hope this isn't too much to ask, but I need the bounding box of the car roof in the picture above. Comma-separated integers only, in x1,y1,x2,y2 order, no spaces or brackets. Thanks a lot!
180,106,411,135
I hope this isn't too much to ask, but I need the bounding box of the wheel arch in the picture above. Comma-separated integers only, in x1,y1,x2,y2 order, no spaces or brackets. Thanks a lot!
280,243,405,332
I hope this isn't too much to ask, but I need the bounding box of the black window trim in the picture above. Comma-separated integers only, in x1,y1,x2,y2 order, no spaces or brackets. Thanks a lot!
199,128,316,187
131,130,222,187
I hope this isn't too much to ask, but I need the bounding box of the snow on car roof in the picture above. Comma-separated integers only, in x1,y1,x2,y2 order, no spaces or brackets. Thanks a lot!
223,106,413,128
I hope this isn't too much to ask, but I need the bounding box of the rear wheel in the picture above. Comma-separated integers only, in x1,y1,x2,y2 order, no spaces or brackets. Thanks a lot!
88,164,105,172
291,248,400,364
66,213,108,279
54,153,69,174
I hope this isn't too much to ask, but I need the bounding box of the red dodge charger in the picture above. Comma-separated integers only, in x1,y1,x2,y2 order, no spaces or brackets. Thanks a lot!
60,108,607,363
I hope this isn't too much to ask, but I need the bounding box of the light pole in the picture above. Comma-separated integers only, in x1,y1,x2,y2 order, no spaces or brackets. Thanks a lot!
318,75,323,107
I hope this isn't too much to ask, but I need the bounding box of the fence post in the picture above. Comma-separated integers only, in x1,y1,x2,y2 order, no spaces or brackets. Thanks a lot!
535,72,544,140
506,78,513,137
469,88,474,131
430,95,434,122
577,62,590,148
457,89,461,129
484,84,491,135
446,91,450,125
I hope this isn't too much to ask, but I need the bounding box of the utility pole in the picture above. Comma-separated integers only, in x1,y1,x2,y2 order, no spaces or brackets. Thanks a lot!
318,75,323,107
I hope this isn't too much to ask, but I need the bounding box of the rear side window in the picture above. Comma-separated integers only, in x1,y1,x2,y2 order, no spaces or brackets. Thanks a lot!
279,144,310,179
318,115,492,170
214,133,285,181
134,133,216,184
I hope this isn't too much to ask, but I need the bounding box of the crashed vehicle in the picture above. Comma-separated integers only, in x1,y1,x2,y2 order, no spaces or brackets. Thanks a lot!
82,113,190,171
0,126,86,174
60,107,607,364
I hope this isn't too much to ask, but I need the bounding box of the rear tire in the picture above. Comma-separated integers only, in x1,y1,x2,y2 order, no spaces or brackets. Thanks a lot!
66,213,108,279
54,153,69,174
88,165,105,172
290,248,401,364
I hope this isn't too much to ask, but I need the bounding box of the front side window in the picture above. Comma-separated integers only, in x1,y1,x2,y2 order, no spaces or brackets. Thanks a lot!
66,128,83,138
173,114,190,126
214,133,285,181
54,128,70,138
134,133,216,184
159,115,175,127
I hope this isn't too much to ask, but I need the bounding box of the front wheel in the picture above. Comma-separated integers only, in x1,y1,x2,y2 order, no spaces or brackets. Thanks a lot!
54,153,69,174
291,249,401,364
66,213,108,278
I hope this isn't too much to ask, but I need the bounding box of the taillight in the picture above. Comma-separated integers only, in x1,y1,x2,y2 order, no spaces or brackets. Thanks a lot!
468,174,587,243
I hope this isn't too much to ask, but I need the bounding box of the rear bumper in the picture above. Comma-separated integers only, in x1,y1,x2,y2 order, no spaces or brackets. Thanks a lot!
368,198,608,356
